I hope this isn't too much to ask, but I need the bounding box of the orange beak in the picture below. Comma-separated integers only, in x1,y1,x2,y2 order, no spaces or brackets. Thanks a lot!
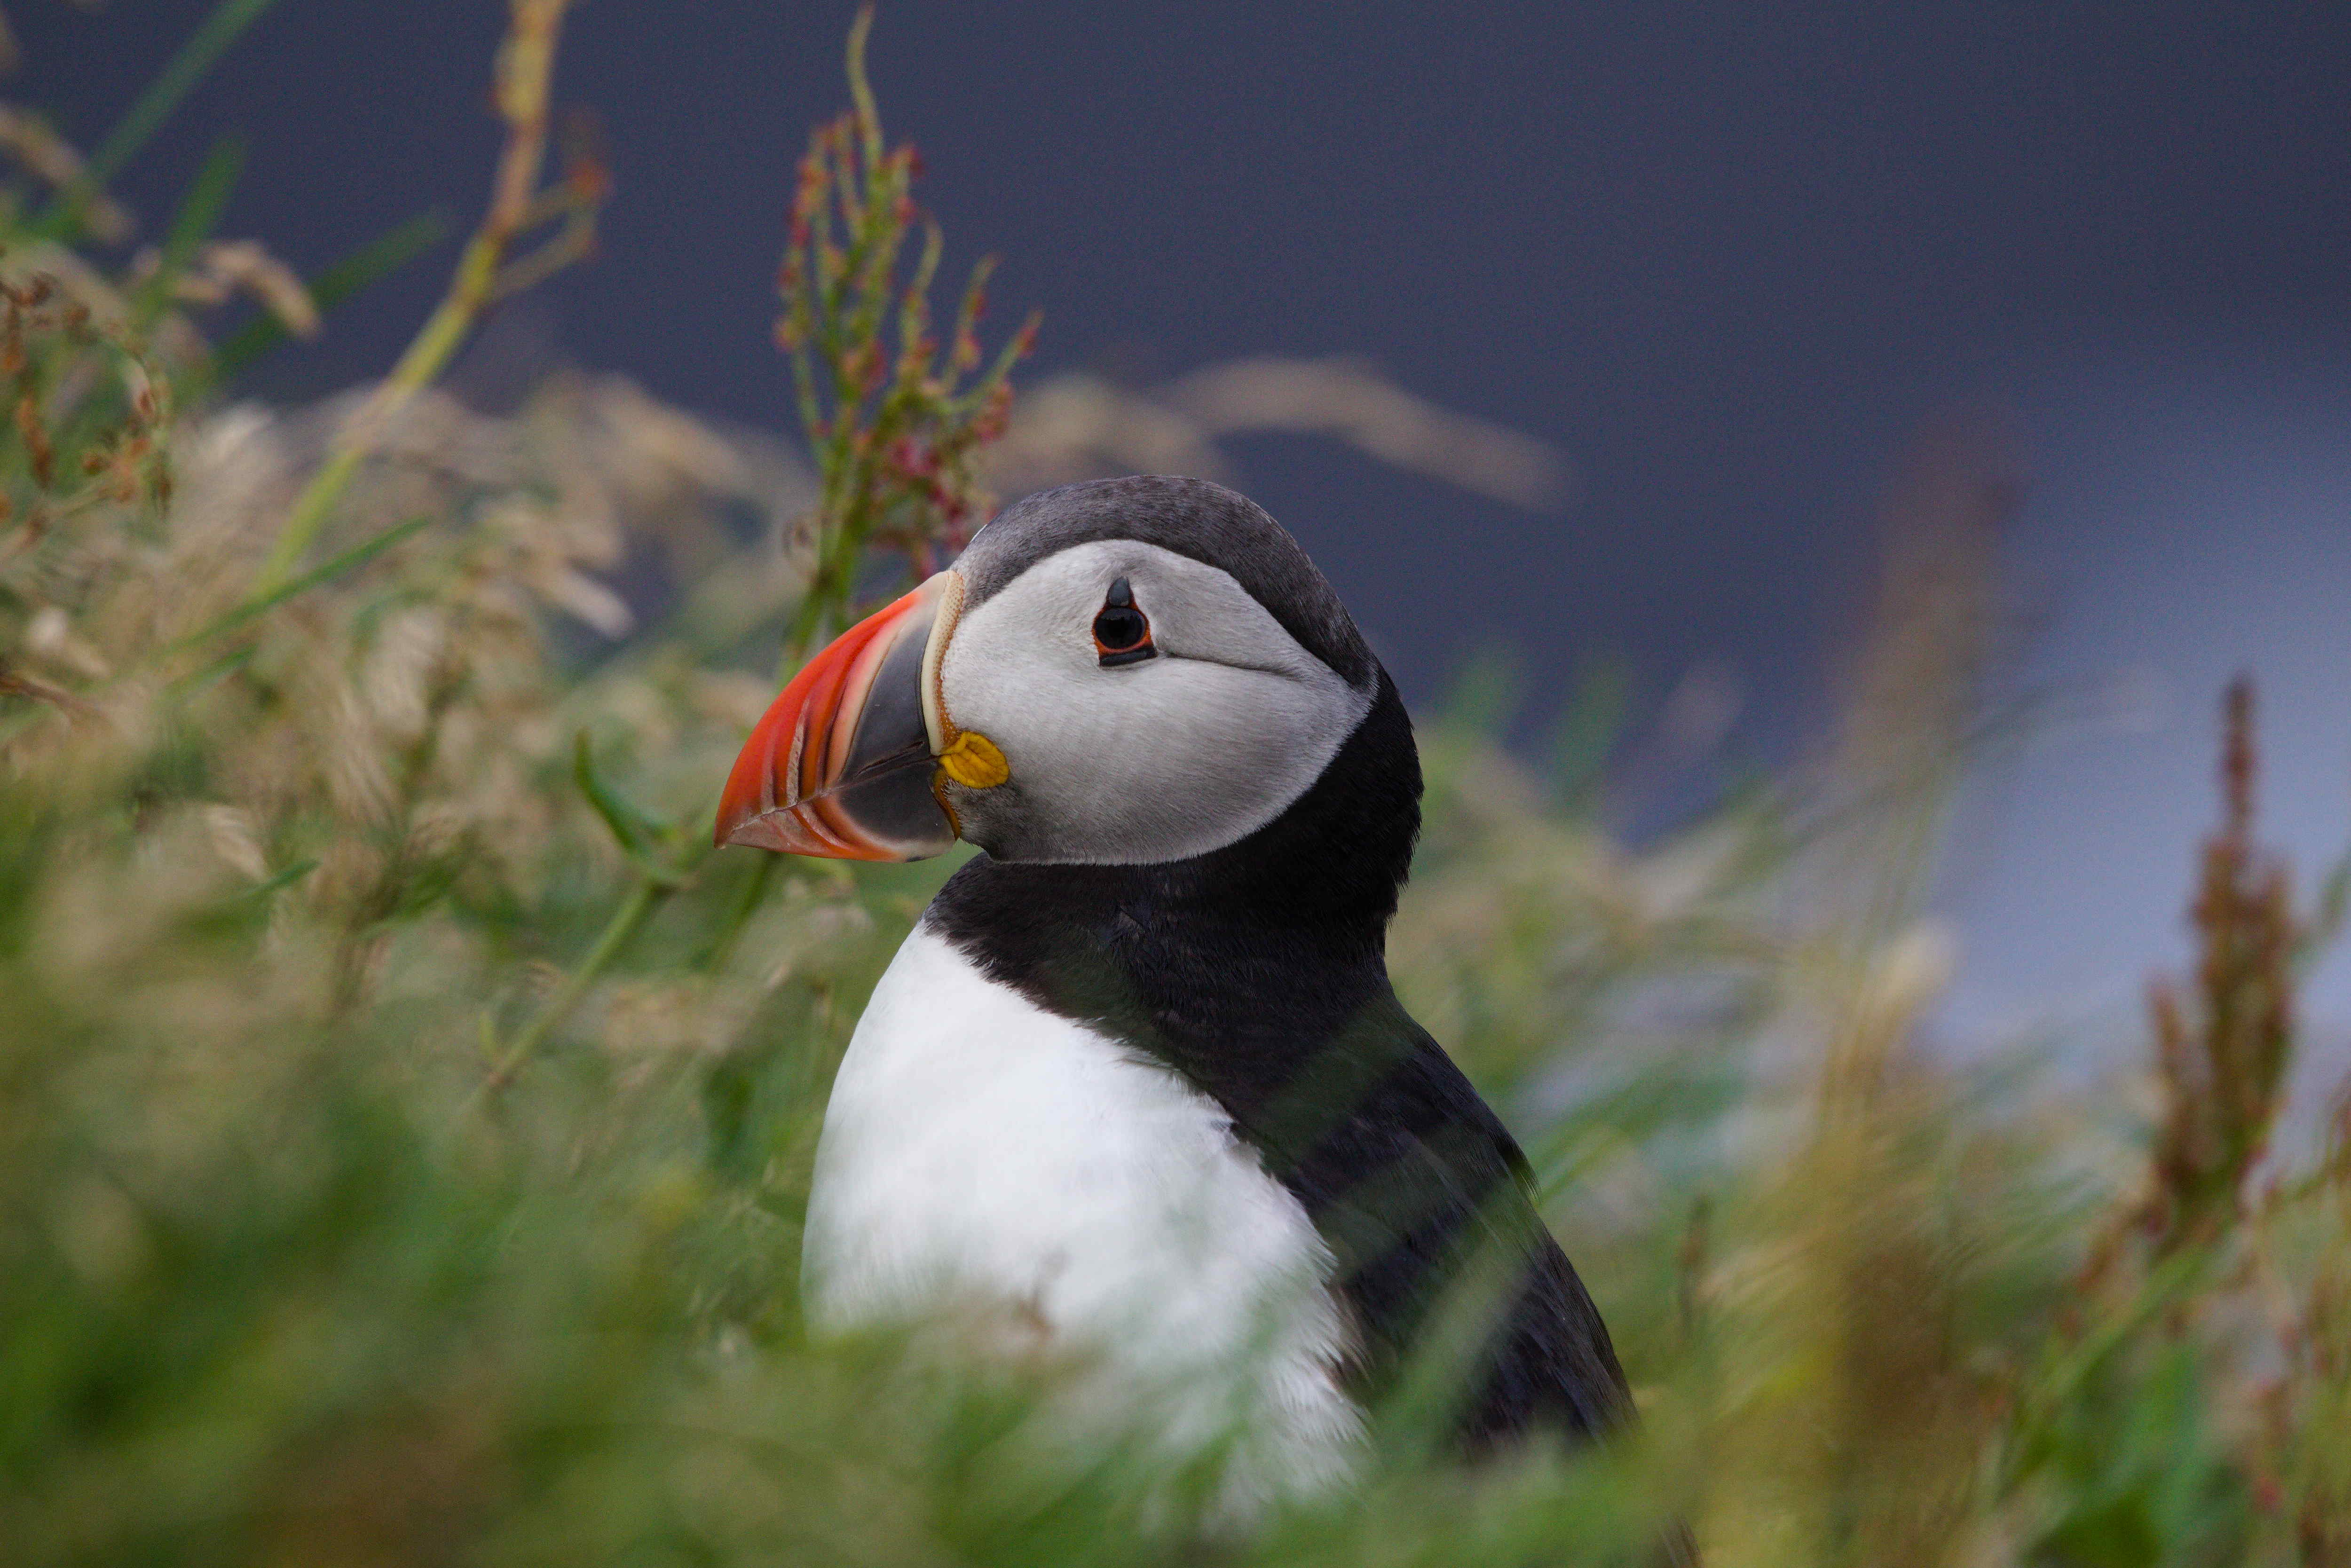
714,573,960,861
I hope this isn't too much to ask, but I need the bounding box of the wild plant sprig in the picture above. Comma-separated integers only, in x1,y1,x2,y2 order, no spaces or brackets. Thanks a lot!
0,267,173,540
2144,678,2300,1256
772,5,1035,672
476,8,1034,1080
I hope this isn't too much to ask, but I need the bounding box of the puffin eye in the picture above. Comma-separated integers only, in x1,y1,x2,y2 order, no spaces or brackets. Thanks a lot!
1092,577,1155,667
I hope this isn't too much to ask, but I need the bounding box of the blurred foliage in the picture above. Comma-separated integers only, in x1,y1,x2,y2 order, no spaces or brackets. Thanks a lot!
3,4,2350,1564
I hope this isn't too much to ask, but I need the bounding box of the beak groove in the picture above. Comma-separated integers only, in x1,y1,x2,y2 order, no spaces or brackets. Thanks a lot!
715,573,962,861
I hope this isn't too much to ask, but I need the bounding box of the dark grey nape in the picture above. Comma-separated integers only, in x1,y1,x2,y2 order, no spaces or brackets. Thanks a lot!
954,475,1377,690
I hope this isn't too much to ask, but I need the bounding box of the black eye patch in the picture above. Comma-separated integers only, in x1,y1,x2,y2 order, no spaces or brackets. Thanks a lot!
1092,577,1156,667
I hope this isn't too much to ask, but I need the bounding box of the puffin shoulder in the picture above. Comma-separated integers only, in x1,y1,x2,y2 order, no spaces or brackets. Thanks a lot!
1276,1008,1635,1441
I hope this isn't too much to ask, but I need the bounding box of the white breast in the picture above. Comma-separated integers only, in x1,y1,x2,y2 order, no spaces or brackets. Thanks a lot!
802,923,1362,1504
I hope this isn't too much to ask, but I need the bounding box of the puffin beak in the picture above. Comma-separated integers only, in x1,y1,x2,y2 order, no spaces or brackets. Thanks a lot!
715,572,964,861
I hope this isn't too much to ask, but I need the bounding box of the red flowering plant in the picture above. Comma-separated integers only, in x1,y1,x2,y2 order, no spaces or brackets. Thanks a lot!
773,4,1035,671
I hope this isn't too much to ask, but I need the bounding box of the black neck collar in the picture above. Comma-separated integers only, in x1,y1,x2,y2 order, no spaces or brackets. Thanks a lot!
922,671,1421,1112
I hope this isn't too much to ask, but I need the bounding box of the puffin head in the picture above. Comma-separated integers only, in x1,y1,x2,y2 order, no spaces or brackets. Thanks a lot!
715,475,1384,866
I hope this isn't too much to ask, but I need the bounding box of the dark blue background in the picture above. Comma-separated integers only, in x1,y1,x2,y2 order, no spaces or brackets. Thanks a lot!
19,1,2351,1062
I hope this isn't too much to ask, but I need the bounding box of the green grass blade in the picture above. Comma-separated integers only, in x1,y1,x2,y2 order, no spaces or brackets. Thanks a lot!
52,0,285,236
229,857,318,901
167,514,429,658
573,730,659,859
130,135,245,330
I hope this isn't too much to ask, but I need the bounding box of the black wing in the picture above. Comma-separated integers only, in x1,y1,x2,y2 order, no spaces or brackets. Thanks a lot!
1266,1001,1633,1444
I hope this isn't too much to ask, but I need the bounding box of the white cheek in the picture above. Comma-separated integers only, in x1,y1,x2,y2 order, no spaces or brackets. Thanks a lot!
968,658,1356,858
939,543,1371,864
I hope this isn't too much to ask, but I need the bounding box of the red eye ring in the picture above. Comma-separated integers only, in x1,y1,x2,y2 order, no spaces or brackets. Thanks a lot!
1093,576,1155,666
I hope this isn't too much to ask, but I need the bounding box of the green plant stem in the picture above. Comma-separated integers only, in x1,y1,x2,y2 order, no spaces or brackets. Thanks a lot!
702,853,776,974
481,873,667,1095
250,0,576,595
250,240,497,593
2001,1242,2214,1491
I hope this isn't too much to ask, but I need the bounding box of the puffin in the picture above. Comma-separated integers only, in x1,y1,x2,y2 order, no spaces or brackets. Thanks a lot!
716,474,1632,1504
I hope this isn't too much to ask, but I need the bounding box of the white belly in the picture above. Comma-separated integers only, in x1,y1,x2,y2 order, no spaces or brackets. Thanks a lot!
802,924,1361,1500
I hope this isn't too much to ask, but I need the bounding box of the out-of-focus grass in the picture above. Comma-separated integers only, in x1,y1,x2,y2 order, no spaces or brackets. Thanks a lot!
4,6,2350,1564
